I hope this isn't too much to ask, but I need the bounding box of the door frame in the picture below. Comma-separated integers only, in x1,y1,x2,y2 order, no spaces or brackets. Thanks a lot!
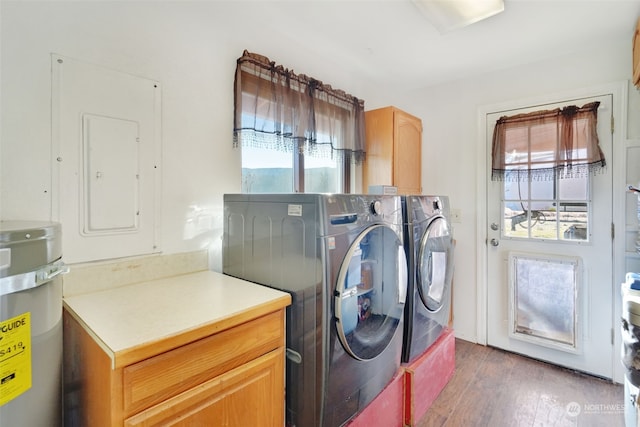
475,81,628,383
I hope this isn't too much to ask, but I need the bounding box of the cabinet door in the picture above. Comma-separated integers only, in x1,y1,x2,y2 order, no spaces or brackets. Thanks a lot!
124,348,284,427
363,107,394,190
393,110,422,194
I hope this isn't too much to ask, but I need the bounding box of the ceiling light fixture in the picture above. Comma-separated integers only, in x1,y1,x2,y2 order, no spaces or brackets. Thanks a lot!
412,0,505,34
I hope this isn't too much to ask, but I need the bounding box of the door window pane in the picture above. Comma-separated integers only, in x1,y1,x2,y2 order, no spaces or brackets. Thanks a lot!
528,201,554,240
504,179,529,200
559,204,588,241
559,175,588,200
504,202,526,238
529,170,554,199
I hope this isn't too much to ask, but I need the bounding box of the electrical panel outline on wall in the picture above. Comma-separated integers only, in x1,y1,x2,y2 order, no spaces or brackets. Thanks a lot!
81,113,141,235
51,54,161,263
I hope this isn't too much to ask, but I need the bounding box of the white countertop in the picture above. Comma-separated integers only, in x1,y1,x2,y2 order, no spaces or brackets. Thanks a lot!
63,270,291,367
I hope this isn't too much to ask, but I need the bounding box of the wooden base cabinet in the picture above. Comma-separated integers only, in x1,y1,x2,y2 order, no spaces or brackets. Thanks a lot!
64,308,286,426
125,349,283,426
363,106,422,195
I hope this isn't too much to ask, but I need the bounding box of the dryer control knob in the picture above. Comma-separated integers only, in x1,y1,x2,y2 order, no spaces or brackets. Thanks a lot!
370,200,382,215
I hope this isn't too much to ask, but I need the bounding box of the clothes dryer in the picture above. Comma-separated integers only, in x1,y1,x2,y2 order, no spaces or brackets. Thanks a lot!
223,193,407,427
401,195,455,363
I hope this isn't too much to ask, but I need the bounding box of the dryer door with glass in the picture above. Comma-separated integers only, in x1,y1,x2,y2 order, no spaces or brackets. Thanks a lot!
417,216,454,312
334,224,408,360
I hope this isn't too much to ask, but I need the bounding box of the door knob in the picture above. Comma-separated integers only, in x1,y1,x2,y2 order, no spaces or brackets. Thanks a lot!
490,238,499,247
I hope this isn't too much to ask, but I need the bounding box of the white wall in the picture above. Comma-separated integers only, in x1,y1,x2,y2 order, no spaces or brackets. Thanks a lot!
395,43,640,344
2,1,638,345
0,1,383,271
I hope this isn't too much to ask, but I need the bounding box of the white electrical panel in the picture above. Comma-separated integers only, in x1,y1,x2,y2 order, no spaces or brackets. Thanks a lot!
83,114,140,234
52,54,161,263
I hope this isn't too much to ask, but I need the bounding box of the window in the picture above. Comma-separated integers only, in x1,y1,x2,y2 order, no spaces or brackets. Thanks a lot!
241,145,292,193
241,135,344,194
233,50,364,193
491,102,605,242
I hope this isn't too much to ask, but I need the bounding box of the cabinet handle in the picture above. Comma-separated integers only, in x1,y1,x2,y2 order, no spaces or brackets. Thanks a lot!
286,348,302,364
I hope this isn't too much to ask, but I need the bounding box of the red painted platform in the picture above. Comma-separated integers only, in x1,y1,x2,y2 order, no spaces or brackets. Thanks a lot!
346,367,405,427
403,327,456,426
346,327,455,427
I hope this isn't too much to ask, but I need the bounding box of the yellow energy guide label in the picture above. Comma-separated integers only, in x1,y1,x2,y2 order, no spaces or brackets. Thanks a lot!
0,312,31,406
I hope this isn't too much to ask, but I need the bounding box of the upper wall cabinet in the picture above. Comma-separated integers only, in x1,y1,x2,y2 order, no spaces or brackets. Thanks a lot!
634,17,640,87
363,106,423,195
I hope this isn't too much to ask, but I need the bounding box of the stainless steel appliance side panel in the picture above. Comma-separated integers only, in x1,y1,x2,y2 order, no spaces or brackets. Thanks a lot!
223,194,324,427
321,195,406,427
0,276,63,427
401,195,455,364
0,221,63,427
0,221,62,278
222,194,406,427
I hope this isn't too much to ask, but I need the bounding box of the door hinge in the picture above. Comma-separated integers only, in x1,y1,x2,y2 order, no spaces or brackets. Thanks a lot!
611,115,615,133
611,223,615,240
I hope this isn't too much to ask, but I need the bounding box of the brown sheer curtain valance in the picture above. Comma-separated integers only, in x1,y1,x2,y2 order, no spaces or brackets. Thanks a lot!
491,101,606,181
233,50,366,163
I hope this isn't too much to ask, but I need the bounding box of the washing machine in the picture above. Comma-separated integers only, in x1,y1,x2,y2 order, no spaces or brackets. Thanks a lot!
223,193,407,427
401,195,455,364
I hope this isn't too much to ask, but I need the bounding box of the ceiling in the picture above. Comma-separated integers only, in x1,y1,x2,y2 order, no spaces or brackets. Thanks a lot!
249,0,640,92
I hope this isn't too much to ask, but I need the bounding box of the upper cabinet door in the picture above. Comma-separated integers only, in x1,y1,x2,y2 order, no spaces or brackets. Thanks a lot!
363,106,422,195
393,109,422,195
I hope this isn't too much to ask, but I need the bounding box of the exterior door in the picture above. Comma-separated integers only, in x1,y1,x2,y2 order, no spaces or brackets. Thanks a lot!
486,94,614,378
334,224,407,360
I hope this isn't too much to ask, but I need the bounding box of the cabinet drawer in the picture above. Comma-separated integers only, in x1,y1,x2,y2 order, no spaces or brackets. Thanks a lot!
123,310,284,416
124,347,285,427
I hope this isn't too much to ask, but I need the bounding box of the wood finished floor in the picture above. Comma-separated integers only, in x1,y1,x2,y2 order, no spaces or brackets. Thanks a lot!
417,339,625,427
